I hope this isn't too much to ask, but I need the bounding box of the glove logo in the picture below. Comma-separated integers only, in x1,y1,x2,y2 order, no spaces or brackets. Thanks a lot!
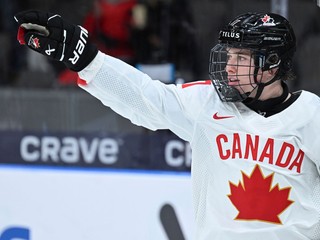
45,44,56,55
28,35,40,49
68,26,88,65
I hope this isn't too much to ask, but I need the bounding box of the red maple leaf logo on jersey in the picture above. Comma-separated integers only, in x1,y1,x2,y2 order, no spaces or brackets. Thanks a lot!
228,165,293,224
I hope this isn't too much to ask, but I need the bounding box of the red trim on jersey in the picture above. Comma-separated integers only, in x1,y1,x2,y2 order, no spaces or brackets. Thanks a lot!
181,80,211,89
77,76,88,86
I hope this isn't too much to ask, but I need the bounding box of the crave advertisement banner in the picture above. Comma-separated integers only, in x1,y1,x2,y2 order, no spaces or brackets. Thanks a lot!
0,130,194,240
0,130,191,172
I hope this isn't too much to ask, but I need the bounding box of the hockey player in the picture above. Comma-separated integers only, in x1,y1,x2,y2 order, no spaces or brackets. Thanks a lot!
14,10,320,239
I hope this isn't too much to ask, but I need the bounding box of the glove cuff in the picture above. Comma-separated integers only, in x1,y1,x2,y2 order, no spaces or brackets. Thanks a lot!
66,43,98,72
64,26,99,72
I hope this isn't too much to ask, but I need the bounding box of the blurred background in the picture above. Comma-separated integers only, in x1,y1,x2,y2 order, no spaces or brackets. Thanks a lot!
1,0,320,88
0,1,319,240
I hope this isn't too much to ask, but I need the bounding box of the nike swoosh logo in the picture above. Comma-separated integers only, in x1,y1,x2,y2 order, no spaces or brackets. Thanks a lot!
213,112,234,120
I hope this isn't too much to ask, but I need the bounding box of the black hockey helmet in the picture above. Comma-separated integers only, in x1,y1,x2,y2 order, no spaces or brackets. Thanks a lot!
209,12,296,102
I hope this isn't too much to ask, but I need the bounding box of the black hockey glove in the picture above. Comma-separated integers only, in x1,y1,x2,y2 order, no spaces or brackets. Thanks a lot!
14,10,98,72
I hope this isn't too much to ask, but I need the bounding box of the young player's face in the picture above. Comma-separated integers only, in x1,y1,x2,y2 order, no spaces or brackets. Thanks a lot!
225,48,259,96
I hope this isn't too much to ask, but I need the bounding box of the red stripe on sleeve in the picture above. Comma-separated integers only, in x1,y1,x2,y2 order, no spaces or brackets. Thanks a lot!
77,76,88,86
182,80,211,89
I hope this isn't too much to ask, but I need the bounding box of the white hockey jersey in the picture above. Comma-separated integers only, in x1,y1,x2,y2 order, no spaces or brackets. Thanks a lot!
78,51,320,240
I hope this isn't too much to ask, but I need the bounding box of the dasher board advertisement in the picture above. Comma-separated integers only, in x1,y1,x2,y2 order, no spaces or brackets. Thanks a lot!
0,166,194,240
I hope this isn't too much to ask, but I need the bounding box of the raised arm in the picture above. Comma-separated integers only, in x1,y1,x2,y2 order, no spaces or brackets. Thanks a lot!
14,10,208,142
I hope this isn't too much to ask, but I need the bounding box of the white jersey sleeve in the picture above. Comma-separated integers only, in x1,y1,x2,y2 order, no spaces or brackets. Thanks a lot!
78,51,213,142
299,92,320,173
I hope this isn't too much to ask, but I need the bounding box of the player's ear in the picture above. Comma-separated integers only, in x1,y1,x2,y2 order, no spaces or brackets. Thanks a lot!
260,67,279,83
268,68,278,75
267,68,279,78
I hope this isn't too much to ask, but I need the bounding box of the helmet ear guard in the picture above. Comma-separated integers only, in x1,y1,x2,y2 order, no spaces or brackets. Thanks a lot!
264,53,281,69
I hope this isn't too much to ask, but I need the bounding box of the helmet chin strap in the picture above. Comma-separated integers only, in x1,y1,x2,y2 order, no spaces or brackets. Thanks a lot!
243,66,280,105
242,71,289,113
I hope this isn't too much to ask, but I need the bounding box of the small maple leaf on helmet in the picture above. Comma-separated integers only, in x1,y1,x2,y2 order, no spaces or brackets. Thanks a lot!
228,165,294,224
